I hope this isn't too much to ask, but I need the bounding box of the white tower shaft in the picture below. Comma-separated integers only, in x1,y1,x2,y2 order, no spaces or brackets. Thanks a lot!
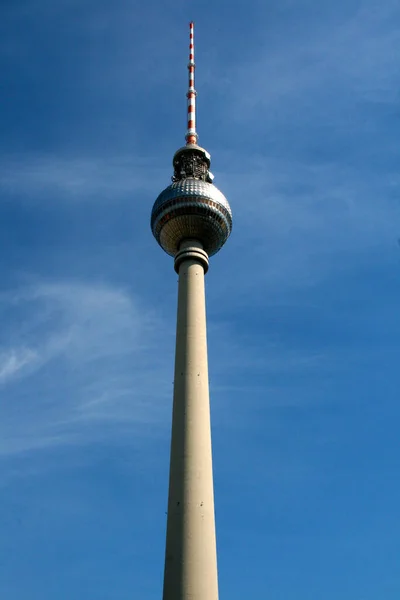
162,240,219,600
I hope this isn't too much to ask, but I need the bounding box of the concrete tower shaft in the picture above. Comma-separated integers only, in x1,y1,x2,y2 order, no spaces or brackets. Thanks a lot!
163,240,218,600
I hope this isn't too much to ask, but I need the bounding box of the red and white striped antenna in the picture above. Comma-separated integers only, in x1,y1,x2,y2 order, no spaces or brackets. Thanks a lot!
185,21,198,145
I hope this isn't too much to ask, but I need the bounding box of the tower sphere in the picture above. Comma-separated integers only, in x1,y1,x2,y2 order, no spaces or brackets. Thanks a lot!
151,167,232,257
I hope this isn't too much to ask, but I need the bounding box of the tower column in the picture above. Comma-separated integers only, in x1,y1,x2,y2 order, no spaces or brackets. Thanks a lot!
163,239,219,600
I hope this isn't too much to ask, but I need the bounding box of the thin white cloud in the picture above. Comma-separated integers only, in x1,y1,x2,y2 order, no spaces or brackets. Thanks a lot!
0,348,38,383
0,155,167,202
226,1,400,117
0,280,173,457
209,153,400,300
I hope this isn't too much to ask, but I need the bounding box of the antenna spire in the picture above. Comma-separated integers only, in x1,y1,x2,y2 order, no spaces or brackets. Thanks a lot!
185,21,198,145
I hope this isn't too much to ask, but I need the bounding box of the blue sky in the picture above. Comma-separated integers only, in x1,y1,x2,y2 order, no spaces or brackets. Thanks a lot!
1,0,400,598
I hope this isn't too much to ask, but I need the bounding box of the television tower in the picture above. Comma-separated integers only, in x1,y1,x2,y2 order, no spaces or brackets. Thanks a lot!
151,22,232,600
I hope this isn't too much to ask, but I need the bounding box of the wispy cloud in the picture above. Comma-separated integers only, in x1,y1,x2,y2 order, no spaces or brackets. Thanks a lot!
225,1,400,118
0,280,173,457
211,156,400,302
0,348,38,383
0,154,167,202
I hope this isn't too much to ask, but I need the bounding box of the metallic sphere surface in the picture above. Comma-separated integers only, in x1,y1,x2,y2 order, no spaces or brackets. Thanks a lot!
151,178,232,257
